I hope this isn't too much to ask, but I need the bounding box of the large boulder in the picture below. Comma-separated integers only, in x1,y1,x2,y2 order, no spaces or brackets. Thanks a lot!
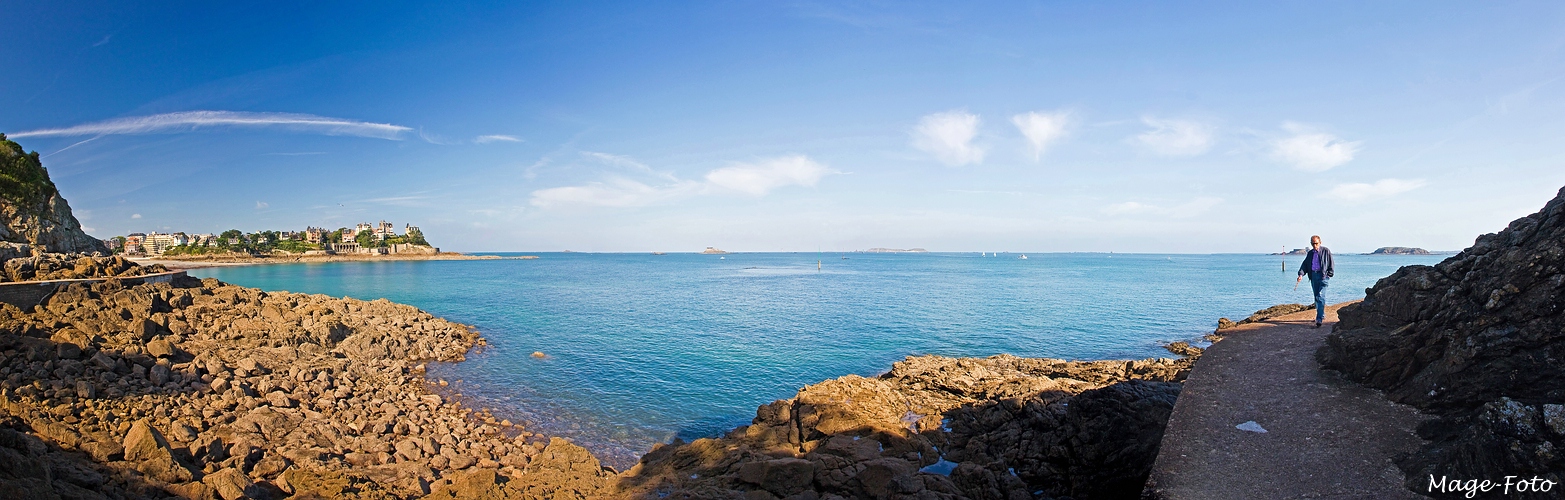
1318,185,1565,495
0,135,109,255
122,419,194,483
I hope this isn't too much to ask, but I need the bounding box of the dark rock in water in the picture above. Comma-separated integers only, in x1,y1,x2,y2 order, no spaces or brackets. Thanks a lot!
1368,246,1431,255
1319,185,1565,495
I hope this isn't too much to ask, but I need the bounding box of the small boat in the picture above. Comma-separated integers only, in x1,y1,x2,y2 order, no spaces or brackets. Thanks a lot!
1019,255,1028,259
719,256,725,260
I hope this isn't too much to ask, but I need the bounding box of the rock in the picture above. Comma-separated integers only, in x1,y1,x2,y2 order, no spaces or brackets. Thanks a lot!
265,391,295,408
619,355,1189,500
396,438,424,460
531,351,546,358
203,467,255,500
1164,341,1203,358
147,339,179,358
167,481,217,500
55,342,81,359
738,458,816,496
1320,185,1565,494
80,439,123,462
122,419,194,483
0,137,111,254
150,364,172,386
1369,246,1431,255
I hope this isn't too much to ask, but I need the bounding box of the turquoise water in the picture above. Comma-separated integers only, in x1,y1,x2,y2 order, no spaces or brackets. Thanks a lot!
189,252,1443,467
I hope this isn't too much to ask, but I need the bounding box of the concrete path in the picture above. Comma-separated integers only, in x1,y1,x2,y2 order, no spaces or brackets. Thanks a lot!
1146,303,1430,499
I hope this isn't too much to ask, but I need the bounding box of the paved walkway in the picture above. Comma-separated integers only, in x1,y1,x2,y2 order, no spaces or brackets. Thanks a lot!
1147,303,1429,499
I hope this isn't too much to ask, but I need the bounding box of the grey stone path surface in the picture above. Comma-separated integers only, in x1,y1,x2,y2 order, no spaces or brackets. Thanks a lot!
1147,302,1431,499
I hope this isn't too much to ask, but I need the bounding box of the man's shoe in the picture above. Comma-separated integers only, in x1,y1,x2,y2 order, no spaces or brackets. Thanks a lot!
1313,321,1322,328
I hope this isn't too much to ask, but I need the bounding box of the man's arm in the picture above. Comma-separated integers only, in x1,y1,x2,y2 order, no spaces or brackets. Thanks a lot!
1325,247,1334,278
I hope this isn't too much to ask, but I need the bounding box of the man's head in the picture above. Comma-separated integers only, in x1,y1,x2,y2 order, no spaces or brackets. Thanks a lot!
1310,235,1322,249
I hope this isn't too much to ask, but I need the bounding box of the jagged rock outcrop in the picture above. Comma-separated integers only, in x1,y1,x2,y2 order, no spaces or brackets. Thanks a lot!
1319,185,1565,496
615,353,1193,499
0,135,109,255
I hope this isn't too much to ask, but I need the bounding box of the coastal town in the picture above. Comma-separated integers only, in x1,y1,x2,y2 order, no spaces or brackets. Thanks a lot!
108,221,437,257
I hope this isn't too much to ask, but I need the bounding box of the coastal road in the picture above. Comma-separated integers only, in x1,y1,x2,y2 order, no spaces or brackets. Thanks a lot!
1146,302,1429,499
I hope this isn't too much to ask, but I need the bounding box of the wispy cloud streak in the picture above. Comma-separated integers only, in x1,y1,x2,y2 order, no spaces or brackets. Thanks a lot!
475,134,523,144
12,111,411,140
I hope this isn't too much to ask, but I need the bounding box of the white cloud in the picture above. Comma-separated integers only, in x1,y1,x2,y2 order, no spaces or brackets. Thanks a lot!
475,134,522,144
1102,197,1222,218
131,214,141,219
255,201,269,209
1135,117,1214,156
912,110,985,165
531,155,832,207
11,111,411,140
1325,178,1426,202
1271,122,1362,172
705,156,831,196
1011,111,1070,160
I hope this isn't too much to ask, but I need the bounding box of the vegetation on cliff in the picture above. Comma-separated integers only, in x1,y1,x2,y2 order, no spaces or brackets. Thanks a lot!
0,134,57,211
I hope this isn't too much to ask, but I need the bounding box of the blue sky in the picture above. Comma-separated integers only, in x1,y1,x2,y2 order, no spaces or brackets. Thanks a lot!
5,1,1565,252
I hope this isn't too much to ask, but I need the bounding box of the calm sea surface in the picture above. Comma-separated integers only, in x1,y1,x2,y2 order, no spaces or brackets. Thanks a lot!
189,251,1444,466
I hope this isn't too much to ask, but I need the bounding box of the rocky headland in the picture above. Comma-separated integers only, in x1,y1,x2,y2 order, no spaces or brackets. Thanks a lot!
1320,185,1565,497
1,135,110,255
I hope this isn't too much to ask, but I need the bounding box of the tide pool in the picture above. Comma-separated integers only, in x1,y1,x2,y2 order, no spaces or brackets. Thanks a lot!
189,251,1443,467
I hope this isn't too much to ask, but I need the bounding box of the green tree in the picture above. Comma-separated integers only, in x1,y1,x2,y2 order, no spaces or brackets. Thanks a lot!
0,134,58,208
354,229,382,248
406,228,429,246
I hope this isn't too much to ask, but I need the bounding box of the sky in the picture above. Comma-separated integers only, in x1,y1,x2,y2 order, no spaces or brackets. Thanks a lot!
4,1,1565,253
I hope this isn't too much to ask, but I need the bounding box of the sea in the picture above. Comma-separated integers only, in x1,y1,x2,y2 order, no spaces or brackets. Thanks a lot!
188,251,1446,467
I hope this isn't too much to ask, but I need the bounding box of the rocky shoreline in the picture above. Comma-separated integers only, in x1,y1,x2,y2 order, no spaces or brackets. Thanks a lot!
0,272,611,499
0,257,1227,499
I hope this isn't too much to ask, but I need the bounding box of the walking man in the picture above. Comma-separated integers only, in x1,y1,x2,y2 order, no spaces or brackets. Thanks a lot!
1296,235,1334,328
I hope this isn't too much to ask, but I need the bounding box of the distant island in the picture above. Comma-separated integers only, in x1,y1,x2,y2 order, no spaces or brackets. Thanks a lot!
1272,248,1310,255
1368,247,1431,255
861,247,928,253
701,246,729,254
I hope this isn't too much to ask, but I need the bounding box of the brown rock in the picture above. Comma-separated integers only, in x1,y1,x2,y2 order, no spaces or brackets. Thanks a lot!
80,439,123,462
202,467,254,500
738,458,816,496
123,419,194,483
147,339,179,358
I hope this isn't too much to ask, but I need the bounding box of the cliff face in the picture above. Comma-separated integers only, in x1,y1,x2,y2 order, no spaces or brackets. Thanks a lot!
1318,185,1565,494
0,135,109,255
